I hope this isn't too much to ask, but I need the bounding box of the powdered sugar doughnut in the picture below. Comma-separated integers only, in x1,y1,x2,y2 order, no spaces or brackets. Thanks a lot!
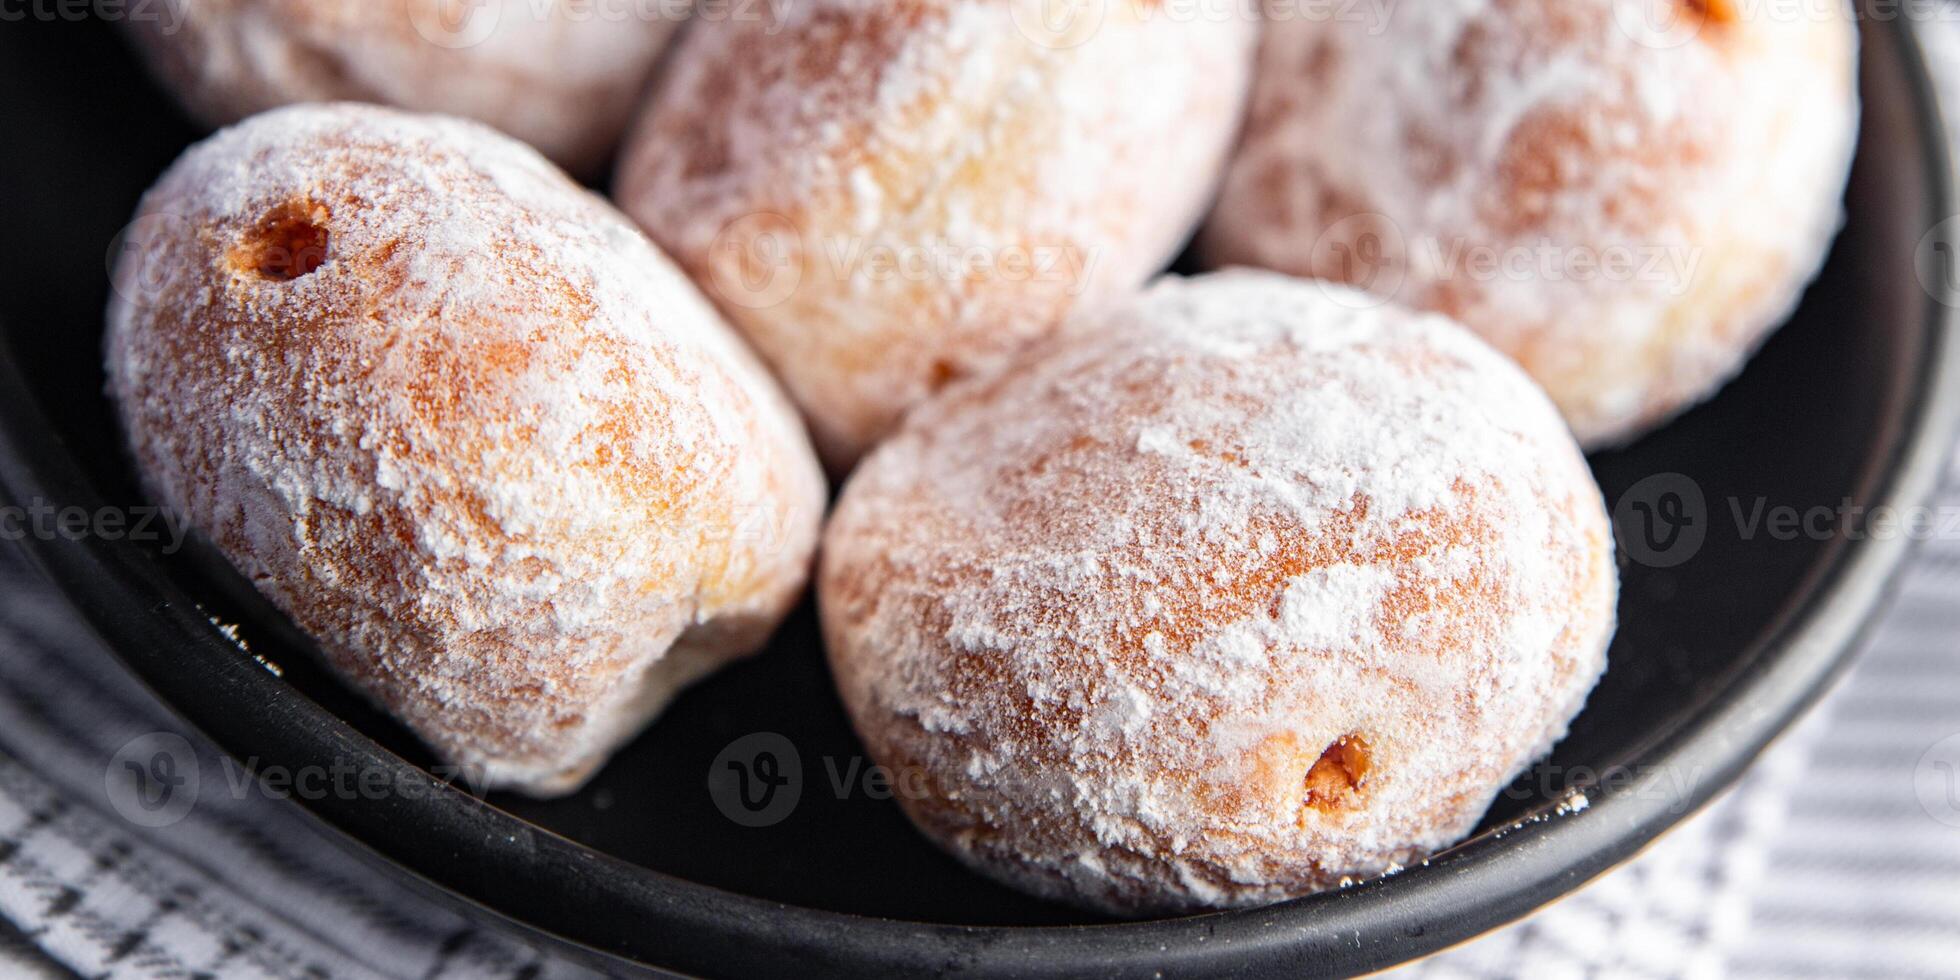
106,104,825,796
615,0,1256,467
121,0,686,174
820,271,1617,915
1203,0,1858,447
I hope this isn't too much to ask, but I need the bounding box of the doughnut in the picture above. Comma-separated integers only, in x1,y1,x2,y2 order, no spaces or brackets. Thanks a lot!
1202,0,1858,447
819,271,1618,915
615,0,1256,467
105,103,826,796
120,0,686,174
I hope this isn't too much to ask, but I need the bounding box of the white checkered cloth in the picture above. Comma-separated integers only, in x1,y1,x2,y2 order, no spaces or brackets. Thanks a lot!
7,24,1960,980
0,561,600,979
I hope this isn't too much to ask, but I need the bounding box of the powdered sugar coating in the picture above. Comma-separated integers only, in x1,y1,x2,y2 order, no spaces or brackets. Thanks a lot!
820,271,1617,914
106,103,826,796
1203,0,1859,447
122,0,687,174
615,0,1256,467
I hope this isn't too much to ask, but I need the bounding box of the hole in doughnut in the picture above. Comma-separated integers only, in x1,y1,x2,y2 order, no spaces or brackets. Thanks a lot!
925,358,960,393
1303,734,1372,813
231,200,331,281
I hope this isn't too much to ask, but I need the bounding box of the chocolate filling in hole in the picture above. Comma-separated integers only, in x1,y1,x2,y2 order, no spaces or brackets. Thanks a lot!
1303,734,1372,814
231,201,331,281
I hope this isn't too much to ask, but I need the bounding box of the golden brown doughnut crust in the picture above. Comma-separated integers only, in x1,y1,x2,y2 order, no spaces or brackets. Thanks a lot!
820,271,1617,915
106,104,825,796
121,0,684,174
615,0,1256,467
1203,0,1858,446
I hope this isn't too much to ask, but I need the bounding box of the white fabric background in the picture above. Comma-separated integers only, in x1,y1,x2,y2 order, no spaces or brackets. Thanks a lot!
4,16,1960,980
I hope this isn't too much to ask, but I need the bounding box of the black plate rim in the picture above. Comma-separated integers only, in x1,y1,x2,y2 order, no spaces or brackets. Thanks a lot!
0,13,1955,979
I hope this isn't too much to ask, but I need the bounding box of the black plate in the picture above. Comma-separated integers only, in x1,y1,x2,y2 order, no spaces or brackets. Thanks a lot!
1,10,1958,979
